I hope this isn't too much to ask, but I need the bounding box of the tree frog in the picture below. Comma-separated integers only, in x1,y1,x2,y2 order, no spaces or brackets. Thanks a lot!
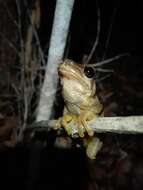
56,59,103,159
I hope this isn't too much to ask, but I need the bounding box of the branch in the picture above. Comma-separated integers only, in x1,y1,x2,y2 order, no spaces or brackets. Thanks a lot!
88,53,129,67
85,0,100,65
102,0,119,60
2,1,18,28
0,32,20,57
88,116,143,134
28,116,143,137
36,0,75,122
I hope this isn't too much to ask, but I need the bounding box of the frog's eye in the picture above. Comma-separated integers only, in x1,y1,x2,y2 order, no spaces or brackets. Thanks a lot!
84,66,95,78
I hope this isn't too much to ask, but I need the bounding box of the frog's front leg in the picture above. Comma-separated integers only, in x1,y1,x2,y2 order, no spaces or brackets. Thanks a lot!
55,114,73,135
55,114,85,137
55,109,96,138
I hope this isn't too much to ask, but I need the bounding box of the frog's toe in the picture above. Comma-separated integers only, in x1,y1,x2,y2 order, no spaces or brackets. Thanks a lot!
77,127,84,138
71,116,85,137
86,137,103,159
79,115,94,137
86,127,94,137
55,118,62,129
65,125,73,135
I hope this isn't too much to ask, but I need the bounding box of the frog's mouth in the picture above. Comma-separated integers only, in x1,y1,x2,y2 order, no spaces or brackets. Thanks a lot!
58,70,71,80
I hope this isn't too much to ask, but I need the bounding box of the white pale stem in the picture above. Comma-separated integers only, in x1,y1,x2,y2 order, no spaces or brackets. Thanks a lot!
31,116,143,135
75,116,143,134
36,0,75,122
52,116,143,136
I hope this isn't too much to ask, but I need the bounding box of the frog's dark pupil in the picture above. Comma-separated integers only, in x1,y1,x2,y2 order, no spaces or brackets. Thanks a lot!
84,67,95,78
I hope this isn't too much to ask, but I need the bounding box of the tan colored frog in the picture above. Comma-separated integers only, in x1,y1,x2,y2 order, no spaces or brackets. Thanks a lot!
56,59,103,159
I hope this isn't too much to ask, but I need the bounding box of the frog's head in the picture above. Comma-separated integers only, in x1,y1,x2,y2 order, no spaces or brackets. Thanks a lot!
58,59,96,104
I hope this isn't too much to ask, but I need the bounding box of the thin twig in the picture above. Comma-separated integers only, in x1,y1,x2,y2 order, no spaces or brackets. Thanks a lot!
31,25,46,66
85,0,100,65
102,0,119,60
16,0,27,140
2,1,19,28
96,74,111,82
0,32,20,57
96,68,114,73
24,2,46,66
15,0,25,58
88,53,129,67
11,83,20,97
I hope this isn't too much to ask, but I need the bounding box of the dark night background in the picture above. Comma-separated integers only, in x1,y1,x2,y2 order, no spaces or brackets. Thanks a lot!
0,0,143,190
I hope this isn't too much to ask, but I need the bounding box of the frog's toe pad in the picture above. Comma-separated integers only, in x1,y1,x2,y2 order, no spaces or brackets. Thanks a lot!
86,137,103,159
86,127,94,137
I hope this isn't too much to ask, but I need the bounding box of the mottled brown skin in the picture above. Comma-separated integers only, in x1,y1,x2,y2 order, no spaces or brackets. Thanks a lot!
57,59,103,159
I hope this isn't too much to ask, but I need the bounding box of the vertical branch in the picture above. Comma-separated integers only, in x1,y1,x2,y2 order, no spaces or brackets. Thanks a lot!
36,0,75,122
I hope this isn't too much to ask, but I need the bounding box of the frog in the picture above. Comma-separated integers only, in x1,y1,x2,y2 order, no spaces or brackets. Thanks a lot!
56,59,103,159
